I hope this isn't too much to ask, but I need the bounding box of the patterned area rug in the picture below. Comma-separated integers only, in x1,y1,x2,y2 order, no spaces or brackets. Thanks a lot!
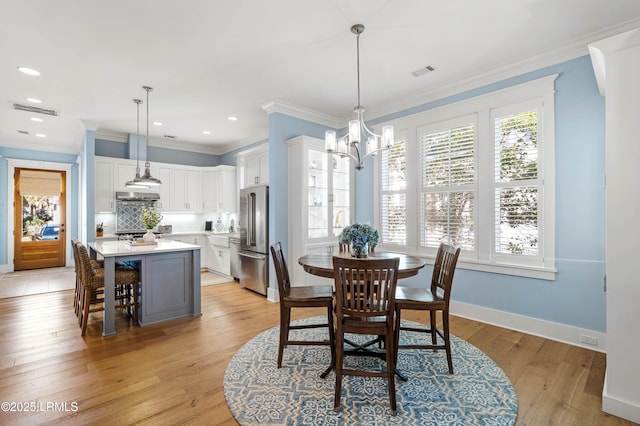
224,316,518,425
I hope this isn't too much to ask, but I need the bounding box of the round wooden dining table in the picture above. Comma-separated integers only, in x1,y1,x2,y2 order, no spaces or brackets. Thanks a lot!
298,250,426,280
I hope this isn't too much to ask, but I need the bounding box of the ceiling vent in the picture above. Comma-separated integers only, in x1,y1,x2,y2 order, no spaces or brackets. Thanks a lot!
17,130,29,134
10,101,60,117
163,134,177,139
411,65,436,78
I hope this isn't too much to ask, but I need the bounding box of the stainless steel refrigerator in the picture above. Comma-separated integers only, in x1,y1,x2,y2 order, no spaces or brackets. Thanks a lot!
239,185,269,295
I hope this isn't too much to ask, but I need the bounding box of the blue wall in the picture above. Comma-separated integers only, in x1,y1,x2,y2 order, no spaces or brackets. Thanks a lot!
95,138,220,167
355,55,606,332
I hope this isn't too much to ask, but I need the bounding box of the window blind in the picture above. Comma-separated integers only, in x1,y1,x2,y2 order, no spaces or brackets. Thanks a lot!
494,110,539,256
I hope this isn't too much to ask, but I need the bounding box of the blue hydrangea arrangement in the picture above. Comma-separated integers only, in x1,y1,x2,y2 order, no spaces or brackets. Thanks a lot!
339,223,379,250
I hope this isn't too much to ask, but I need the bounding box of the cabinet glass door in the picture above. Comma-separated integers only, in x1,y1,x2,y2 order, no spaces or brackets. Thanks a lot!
332,155,351,237
307,150,328,239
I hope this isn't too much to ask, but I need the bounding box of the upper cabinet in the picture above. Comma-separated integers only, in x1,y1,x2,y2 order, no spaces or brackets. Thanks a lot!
173,168,201,211
95,158,115,213
239,144,269,188
202,166,237,212
94,157,236,214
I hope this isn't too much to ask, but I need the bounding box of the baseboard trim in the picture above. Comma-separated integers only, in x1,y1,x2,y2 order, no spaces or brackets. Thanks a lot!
267,287,278,303
450,301,606,353
602,372,640,423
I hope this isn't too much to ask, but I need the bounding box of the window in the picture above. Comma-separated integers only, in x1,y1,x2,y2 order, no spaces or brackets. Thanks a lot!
380,135,407,246
375,75,556,279
419,118,476,252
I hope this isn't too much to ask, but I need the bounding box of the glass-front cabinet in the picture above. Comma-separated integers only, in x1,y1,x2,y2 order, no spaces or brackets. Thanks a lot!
287,135,353,285
306,149,351,240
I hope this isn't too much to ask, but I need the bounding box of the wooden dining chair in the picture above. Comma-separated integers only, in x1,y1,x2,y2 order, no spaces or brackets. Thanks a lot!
270,242,335,371
394,242,461,374
333,256,400,415
76,242,140,336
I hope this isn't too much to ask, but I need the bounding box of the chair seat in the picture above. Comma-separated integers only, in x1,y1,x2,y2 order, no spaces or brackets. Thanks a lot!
284,285,333,301
395,286,446,310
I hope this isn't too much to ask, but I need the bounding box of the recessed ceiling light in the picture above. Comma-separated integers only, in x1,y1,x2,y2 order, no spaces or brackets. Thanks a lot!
18,66,40,76
35,133,46,138
26,97,42,104
202,130,211,135
227,116,238,121
153,121,163,126
31,117,43,122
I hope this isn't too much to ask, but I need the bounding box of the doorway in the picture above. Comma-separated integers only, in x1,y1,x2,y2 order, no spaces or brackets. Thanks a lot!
13,168,66,271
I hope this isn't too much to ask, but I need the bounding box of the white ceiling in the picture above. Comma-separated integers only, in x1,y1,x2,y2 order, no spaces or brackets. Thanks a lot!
2,1,639,156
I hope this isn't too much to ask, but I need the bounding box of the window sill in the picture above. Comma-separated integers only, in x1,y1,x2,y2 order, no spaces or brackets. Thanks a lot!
379,246,556,280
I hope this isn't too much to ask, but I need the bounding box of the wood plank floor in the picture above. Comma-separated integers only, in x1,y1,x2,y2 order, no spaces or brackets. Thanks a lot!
0,282,632,425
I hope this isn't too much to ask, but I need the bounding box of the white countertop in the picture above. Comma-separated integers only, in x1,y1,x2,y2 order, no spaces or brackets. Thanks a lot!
89,239,200,257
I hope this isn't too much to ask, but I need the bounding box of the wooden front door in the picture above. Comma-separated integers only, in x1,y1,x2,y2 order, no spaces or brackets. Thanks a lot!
13,168,66,271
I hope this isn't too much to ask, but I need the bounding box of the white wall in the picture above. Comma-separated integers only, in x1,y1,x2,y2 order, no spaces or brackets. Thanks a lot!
590,27,640,423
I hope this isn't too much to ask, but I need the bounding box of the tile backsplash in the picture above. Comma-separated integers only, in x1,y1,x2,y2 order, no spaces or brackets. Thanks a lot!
95,211,237,236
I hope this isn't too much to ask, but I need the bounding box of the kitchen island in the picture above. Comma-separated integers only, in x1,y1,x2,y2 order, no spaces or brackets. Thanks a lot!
89,239,201,336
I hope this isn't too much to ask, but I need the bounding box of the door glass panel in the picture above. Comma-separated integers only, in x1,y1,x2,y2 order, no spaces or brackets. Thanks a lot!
20,170,61,242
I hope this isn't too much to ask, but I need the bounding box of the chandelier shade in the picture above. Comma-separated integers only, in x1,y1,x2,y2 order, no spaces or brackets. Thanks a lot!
325,24,394,170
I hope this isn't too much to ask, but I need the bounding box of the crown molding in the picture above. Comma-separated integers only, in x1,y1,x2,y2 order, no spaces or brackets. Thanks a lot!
364,18,640,123
261,100,343,129
95,129,128,142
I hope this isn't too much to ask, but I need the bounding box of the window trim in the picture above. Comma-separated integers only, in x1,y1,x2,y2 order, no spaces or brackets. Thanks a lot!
374,74,557,280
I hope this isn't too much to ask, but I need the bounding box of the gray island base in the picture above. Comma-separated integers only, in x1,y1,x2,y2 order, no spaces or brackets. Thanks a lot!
89,239,202,336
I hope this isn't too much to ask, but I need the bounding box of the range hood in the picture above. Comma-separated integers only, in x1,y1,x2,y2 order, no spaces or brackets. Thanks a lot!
115,191,160,201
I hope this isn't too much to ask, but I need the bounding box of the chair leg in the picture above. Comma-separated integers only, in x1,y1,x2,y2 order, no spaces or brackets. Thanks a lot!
386,327,397,416
443,310,453,374
277,307,290,368
327,305,335,368
81,288,91,336
394,307,401,364
334,326,344,412
429,309,437,346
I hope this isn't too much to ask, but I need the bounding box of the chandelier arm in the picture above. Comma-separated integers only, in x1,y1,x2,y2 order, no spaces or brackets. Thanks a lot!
361,122,381,138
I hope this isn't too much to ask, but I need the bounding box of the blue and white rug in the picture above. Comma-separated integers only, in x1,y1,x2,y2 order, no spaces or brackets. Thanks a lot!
224,316,518,425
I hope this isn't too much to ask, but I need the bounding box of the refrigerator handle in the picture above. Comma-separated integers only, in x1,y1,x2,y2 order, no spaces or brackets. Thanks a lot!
248,192,256,246
239,251,266,260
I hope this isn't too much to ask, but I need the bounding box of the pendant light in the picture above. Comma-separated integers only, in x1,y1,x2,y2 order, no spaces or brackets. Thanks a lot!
136,85,162,186
125,99,149,189
325,24,394,170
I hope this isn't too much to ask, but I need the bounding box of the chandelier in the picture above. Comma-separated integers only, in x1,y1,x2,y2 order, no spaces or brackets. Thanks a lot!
126,85,162,187
325,24,394,170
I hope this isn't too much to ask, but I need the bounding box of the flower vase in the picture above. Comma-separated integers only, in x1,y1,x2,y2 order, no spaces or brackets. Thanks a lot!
143,229,156,243
351,242,368,258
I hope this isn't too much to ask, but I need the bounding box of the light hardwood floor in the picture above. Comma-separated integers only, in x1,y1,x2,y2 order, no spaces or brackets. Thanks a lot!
0,278,632,425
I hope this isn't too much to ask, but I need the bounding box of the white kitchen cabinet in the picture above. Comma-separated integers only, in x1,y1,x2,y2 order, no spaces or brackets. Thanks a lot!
194,235,208,269
173,168,201,211
286,135,353,285
201,170,217,211
95,158,115,213
203,166,237,212
157,166,173,211
240,144,269,188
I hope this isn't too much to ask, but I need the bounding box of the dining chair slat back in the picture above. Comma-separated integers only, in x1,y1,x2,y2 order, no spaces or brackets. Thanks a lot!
332,255,400,415
270,242,335,370
394,242,461,374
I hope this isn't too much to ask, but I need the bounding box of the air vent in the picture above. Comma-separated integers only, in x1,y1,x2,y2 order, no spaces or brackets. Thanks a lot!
411,65,436,78
17,130,29,134
163,134,177,139
11,101,60,117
